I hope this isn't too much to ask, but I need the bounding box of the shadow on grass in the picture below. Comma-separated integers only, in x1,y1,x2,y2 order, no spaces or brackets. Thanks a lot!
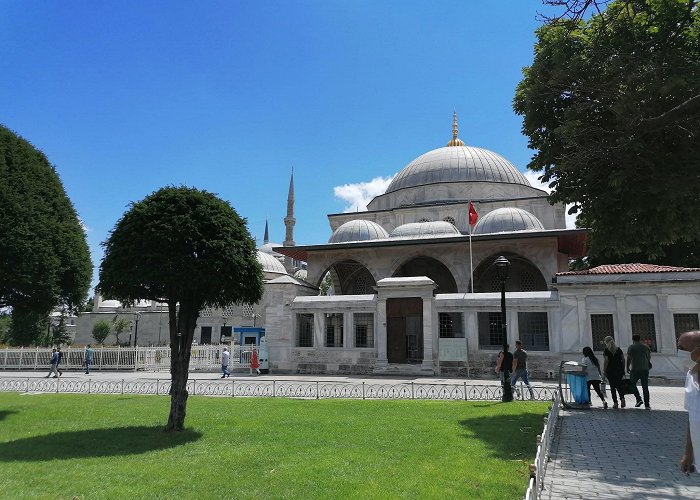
0,426,202,462
460,412,543,461
0,410,19,421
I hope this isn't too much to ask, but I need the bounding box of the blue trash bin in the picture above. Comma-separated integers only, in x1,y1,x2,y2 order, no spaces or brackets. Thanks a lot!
566,372,590,404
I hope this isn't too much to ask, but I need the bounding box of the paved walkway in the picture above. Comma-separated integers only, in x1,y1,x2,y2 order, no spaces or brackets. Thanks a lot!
2,371,698,497
543,386,700,499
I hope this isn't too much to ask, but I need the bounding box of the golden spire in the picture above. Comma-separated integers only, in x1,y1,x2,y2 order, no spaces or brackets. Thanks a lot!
446,111,465,147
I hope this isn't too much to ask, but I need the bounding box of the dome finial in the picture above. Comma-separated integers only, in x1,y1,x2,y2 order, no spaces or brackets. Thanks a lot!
446,111,465,147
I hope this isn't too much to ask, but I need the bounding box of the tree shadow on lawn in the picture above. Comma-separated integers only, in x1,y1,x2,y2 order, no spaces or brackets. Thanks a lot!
0,426,202,462
459,412,543,461
0,410,19,421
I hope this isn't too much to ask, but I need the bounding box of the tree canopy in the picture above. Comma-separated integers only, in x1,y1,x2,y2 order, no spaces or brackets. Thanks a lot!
515,0,700,265
98,186,264,430
0,125,92,344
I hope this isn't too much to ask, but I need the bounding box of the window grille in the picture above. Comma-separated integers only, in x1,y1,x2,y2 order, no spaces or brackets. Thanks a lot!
674,313,699,346
630,314,657,352
222,304,236,317
353,277,367,295
518,312,550,351
417,218,429,223
325,313,343,347
439,312,464,338
242,303,255,317
591,314,614,351
297,314,314,347
489,274,502,293
443,216,456,225
520,271,536,292
200,307,213,318
478,312,503,349
354,313,374,348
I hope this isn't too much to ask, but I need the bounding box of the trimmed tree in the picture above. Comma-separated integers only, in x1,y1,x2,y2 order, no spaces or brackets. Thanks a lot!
98,186,263,431
0,125,92,344
91,320,111,345
514,0,700,265
112,317,130,346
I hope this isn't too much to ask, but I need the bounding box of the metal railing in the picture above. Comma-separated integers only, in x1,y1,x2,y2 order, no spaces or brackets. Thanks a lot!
524,391,561,500
0,376,557,401
0,345,256,372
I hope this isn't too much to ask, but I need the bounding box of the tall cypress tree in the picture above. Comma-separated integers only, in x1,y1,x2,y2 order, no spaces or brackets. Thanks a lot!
0,125,92,344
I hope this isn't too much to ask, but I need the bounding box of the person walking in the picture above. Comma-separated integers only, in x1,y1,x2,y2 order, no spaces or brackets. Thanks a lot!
603,336,626,408
494,344,513,384
511,340,535,399
627,334,652,409
84,344,94,374
221,347,230,378
46,348,59,378
678,330,700,475
581,346,608,409
56,347,63,376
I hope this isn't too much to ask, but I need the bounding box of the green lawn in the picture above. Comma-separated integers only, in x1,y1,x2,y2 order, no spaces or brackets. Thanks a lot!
0,393,547,499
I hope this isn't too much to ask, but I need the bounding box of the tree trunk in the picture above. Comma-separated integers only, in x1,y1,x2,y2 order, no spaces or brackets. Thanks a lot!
165,301,198,432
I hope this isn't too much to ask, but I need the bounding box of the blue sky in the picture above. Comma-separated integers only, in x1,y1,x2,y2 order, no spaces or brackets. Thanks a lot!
1,1,560,288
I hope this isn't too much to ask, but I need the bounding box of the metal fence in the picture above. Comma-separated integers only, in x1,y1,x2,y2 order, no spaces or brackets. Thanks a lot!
0,345,256,372
0,376,557,401
524,391,561,500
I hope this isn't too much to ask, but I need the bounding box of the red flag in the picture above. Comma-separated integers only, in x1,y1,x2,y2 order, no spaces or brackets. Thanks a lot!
468,201,478,227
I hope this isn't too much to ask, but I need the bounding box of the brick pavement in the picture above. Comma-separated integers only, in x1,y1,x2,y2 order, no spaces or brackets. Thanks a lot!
542,386,700,499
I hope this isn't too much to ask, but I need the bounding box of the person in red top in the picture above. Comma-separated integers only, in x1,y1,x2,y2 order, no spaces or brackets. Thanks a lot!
251,348,260,375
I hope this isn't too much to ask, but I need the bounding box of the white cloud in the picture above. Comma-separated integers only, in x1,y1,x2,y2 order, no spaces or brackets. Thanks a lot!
333,175,395,212
78,217,91,233
523,171,577,229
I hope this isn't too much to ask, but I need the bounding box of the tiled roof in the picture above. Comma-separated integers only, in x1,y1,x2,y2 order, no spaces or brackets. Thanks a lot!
558,263,700,276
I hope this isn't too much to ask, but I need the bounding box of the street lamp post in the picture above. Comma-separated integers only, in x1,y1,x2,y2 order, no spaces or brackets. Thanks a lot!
495,255,513,403
133,311,141,347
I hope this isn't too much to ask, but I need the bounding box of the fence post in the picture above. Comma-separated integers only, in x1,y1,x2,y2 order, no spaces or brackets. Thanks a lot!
121,379,124,394
88,379,91,394
232,379,235,397
464,381,468,401
56,378,59,394
411,382,414,400
362,381,365,400
316,381,319,400
192,379,196,396
272,380,275,397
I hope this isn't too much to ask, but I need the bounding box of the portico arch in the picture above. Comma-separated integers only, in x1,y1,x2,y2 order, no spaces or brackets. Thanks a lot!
472,253,548,292
321,259,377,295
392,256,458,293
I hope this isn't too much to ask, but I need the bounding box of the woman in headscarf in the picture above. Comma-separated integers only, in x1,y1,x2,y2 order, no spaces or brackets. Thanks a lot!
603,336,626,408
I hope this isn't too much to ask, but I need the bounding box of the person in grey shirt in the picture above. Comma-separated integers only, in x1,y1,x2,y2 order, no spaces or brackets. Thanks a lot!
510,340,535,399
627,334,651,409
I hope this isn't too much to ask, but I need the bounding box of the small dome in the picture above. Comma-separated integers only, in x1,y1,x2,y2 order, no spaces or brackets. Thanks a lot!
329,219,389,244
390,221,461,239
256,251,287,275
473,207,544,234
258,242,283,256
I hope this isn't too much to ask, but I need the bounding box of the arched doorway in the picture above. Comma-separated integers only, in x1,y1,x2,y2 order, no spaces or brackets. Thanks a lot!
392,256,457,293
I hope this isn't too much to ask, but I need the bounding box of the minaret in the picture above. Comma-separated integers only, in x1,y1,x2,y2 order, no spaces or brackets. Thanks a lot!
283,169,295,247
446,111,465,147
263,219,269,245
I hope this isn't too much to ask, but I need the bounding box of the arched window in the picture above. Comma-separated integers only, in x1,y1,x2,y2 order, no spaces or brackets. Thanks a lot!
443,216,456,225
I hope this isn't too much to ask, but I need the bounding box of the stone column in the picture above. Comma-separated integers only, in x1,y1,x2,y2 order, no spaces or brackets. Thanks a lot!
376,299,388,366
421,296,434,371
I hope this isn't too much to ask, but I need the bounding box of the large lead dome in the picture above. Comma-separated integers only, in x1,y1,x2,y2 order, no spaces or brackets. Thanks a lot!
385,145,530,193
366,114,540,212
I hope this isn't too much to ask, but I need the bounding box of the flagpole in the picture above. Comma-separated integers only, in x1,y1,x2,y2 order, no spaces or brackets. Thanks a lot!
469,200,474,294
